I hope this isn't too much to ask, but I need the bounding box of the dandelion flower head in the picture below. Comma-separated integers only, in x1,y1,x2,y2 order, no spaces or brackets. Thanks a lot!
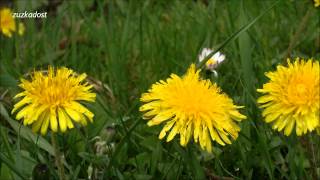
0,8,15,37
140,64,246,152
314,0,320,7
12,66,96,135
0,8,24,37
257,58,319,136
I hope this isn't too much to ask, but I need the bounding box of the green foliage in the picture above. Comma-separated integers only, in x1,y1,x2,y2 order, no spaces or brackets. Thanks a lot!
0,0,319,179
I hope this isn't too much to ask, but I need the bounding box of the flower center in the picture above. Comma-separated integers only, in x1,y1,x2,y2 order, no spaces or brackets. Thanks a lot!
206,59,217,68
35,79,75,107
286,80,312,106
296,83,307,95
170,85,212,117
1,15,13,28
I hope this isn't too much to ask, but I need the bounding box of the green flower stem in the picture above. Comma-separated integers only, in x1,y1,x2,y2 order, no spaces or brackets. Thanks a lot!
51,133,66,180
285,6,313,59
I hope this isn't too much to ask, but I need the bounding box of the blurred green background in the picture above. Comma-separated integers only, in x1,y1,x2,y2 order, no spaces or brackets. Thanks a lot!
0,0,319,179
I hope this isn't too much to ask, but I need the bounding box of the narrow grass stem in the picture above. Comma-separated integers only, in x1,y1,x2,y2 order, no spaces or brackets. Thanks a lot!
51,133,66,180
196,0,280,69
306,134,318,180
285,6,313,59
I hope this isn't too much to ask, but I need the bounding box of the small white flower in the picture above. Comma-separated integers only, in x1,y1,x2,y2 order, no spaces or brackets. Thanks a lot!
198,48,226,76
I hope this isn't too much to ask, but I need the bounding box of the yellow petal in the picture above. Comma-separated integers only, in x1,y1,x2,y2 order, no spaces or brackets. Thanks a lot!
41,117,50,135
229,110,246,120
208,126,225,146
50,109,58,132
218,131,232,144
79,113,88,126
65,107,81,122
185,123,192,145
204,130,212,152
16,105,32,120
180,127,187,146
13,92,26,99
32,112,46,133
58,108,67,132
33,105,48,122
68,102,94,120
159,120,175,139
265,112,281,123
166,124,179,142
276,116,289,131
257,95,274,104
147,111,173,126
12,97,31,113
62,109,74,129
284,118,295,136
193,119,201,143
139,101,160,112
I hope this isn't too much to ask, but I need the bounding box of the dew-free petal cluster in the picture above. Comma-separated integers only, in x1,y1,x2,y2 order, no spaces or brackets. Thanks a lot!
12,66,96,135
140,64,246,152
257,58,320,136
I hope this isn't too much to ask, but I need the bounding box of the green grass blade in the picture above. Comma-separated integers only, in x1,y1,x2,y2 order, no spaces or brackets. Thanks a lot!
0,153,27,180
0,103,55,156
197,0,280,69
0,126,15,161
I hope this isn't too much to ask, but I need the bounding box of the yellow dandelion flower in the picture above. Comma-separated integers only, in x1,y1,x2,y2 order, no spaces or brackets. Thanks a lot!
0,8,16,37
12,66,96,135
257,58,320,136
140,64,246,152
314,0,320,7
